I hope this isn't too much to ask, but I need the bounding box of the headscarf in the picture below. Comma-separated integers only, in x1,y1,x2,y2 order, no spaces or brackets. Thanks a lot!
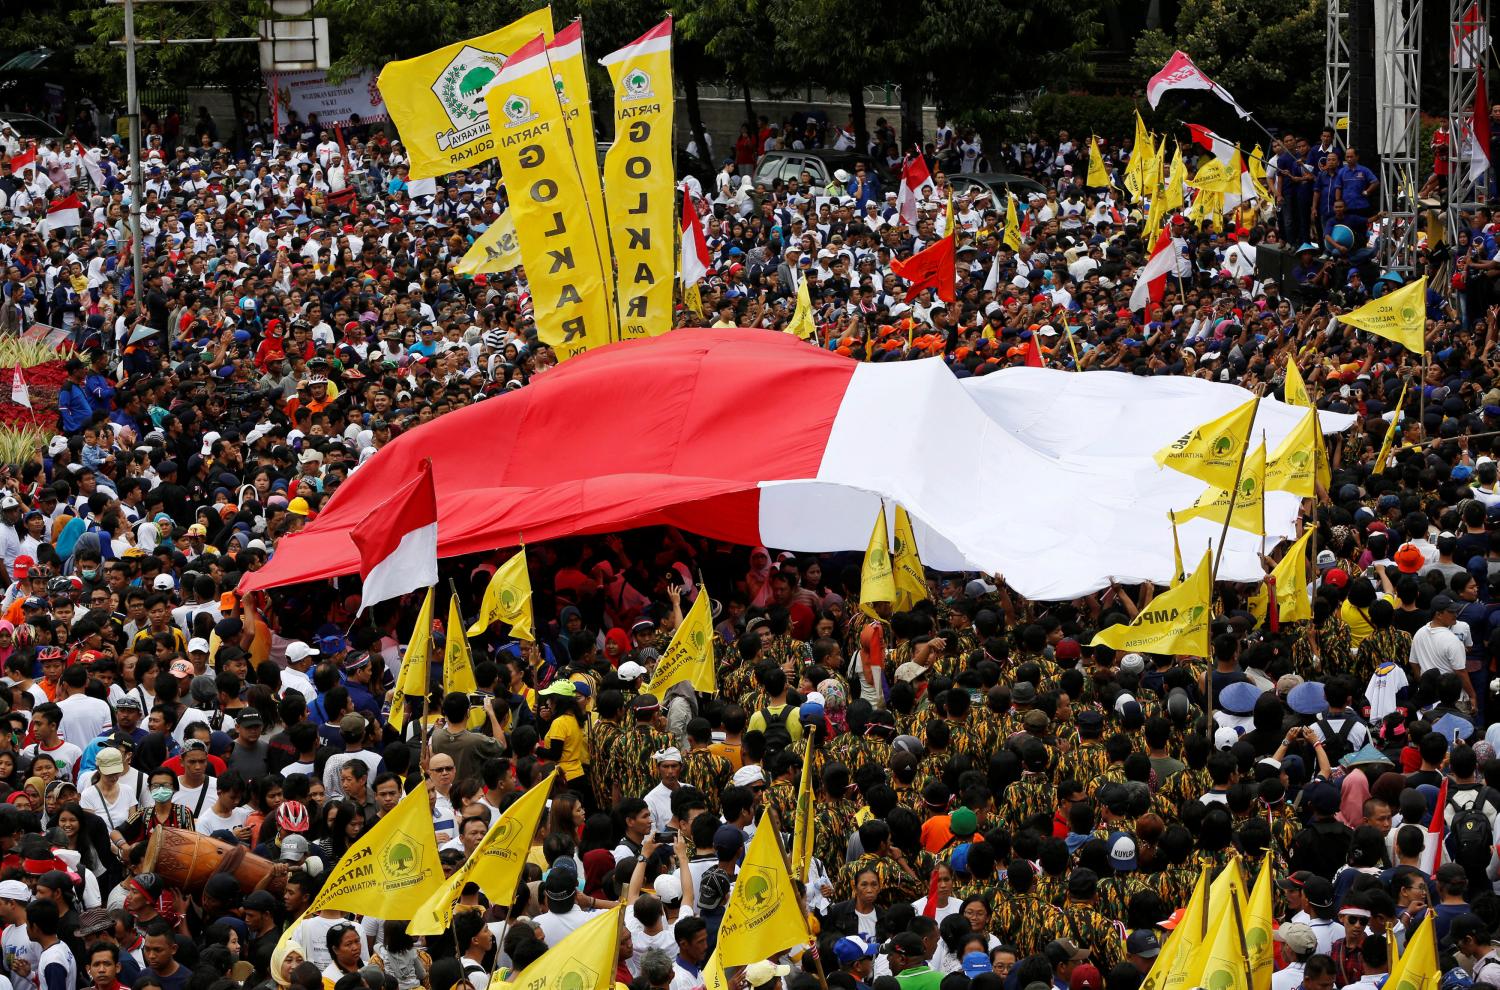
54,517,86,563
581,849,614,897
270,935,306,988
1371,771,1407,810
603,628,631,662
1339,769,1372,828
0,621,16,666
818,678,849,732
746,546,773,608
136,519,159,552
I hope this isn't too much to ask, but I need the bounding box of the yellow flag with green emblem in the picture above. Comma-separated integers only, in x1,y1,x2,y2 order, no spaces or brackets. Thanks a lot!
467,548,533,641
1091,548,1212,657
306,782,445,917
1386,913,1438,990
1339,277,1428,353
646,588,716,695
1244,854,1275,990
859,507,895,618
1154,396,1257,490
1372,382,1408,476
1187,157,1242,195
388,586,435,732
407,769,557,934
787,277,817,340
1088,137,1111,187
454,209,522,276
1003,192,1022,251
1189,898,1252,990
1249,528,1314,625
502,904,622,990
1266,409,1319,498
1283,357,1312,407
443,589,478,697
717,807,811,966
1173,443,1266,534
892,505,927,611
1160,143,1186,212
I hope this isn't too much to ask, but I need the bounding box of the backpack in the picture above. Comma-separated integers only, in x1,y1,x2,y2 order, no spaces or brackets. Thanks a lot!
1447,788,1499,869
759,704,794,753
1314,715,1358,763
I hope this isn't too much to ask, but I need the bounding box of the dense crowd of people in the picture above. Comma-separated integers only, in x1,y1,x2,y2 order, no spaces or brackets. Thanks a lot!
0,93,1495,990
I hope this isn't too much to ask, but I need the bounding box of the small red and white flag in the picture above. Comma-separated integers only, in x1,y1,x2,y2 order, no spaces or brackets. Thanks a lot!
10,366,29,410
76,141,106,190
678,187,710,286
7,144,35,175
1024,334,1045,368
352,457,439,612
897,153,935,226
1130,226,1181,312
1454,2,1490,68
1428,774,1448,870
46,194,82,230
1147,50,1250,119
1186,123,1237,163
1467,69,1492,181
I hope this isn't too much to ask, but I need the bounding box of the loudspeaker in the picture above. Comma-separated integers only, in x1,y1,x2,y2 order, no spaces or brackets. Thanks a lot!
1256,244,1297,284
1348,0,1379,166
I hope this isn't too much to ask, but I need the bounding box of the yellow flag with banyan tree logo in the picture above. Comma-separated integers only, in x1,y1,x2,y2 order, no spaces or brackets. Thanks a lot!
487,34,613,361
467,548,534,641
1173,443,1266,535
454,209,522,277
306,782,445,918
1154,396,1257,490
1191,899,1252,990
1249,528,1314,625
859,506,896,618
646,588,716,695
1267,408,1319,497
601,19,676,339
1338,276,1428,353
407,768,557,934
717,807,811,967
1088,137,1111,187
502,904,621,990
1091,547,1212,657
1245,853,1275,990
443,590,478,697
1141,868,1209,990
892,505,927,610
377,9,554,180
388,586,435,732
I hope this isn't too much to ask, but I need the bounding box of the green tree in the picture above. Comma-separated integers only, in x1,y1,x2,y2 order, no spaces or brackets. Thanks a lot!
1133,0,1324,133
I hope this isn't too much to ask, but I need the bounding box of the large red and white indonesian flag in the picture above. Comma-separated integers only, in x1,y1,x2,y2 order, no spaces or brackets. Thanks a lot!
1147,51,1250,119
244,331,1354,602
679,187,711,285
897,154,935,225
351,457,438,611
47,194,83,230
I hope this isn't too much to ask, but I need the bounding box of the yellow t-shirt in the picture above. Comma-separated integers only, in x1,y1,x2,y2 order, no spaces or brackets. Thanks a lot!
1340,593,1391,647
546,714,587,781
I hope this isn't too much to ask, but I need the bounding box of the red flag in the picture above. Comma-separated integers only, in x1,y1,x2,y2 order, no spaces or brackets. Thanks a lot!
335,124,348,160
352,458,439,612
921,869,941,918
8,144,35,175
1186,123,1236,162
1129,226,1180,312
1429,775,1448,869
891,236,956,303
1471,69,1492,182
1024,335,1045,368
897,154,934,225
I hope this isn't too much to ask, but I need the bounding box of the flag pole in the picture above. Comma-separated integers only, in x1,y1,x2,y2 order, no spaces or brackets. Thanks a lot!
419,585,434,771
1210,388,1264,584
1260,429,1267,556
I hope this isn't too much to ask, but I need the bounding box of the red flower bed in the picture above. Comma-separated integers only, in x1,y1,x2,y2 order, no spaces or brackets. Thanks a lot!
0,360,63,429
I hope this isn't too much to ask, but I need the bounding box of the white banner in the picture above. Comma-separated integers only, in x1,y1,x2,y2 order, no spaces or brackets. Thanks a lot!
268,68,388,127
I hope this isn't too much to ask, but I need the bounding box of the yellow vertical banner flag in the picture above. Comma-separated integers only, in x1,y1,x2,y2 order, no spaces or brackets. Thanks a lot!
443,589,478,696
1266,408,1319,497
789,738,815,883
377,9,555,180
548,20,616,342
504,904,622,990
859,506,896,618
1088,137,1111,187
1207,854,1247,918
1154,396,1257,489
646,589,716,695
1283,357,1312,407
718,807,811,966
1125,112,1153,199
1249,528,1315,625
1387,914,1438,990
467,548,534,641
1140,867,1209,990
454,209,522,276
1191,900,1252,990
1248,145,1271,200
488,34,613,361
601,19,676,339
1169,511,1185,587
1339,277,1428,353
786,278,817,339
306,782,446,917
1372,383,1408,476
1244,854,1275,990
388,586,435,732
892,505,927,611
1172,443,1266,534
407,768,557,934
1090,547,1212,657
1160,144,1187,212
1003,193,1022,251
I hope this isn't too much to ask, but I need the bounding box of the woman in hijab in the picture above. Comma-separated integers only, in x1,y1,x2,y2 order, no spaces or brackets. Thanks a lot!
1339,769,1372,829
0,622,16,669
818,678,850,734
744,547,774,608
581,848,615,898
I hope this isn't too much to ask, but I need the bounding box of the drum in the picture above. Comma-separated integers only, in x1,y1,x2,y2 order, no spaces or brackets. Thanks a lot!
143,826,285,895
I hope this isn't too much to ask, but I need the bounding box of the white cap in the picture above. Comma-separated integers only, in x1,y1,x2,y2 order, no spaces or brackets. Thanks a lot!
745,962,791,989
652,747,683,765
1213,726,1240,751
1038,324,1058,337
152,574,175,591
617,660,648,681
654,874,683,903
188,638,210,654
285,641,319,663
199,431,221,457
0,880,31,903
732,764,764,787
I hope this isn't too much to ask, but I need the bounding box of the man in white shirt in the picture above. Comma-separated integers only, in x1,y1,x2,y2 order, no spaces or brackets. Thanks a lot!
280,641,319,701
533,867,607,946
1410,595,1477,709
174,740,218,818
55,664,113,749
644,748,684,834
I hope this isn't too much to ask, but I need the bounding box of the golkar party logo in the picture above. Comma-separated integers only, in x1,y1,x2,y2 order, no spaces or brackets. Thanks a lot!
433,46,509,149
621,67,654,101
500,94,538,128
378,827,427,888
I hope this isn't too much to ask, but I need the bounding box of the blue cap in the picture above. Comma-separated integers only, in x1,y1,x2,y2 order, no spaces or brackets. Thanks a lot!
800,701,825,722
834,938,880,966
1287,681,1327,716
1218,681,1261,715
962,952,991,978
1453,465,1474,481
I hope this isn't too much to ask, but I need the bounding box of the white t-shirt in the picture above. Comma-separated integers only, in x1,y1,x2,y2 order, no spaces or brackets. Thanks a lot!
534,907,608,948
3,923,37,990
37,941,74,990
22,740,82,780
57,694,113,750
624,905,695,977
79,772,144,830
196,803,251,836
175,778,219,816
1412,624,1467,675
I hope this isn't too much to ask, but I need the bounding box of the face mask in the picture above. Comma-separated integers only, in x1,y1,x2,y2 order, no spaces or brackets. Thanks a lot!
150,787,174,804
81,570,97,581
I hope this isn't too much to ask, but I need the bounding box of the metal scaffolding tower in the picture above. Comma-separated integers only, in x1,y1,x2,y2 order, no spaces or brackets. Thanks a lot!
1376,0,1423,275
1327,0,1351,146
1449,0,1492,237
